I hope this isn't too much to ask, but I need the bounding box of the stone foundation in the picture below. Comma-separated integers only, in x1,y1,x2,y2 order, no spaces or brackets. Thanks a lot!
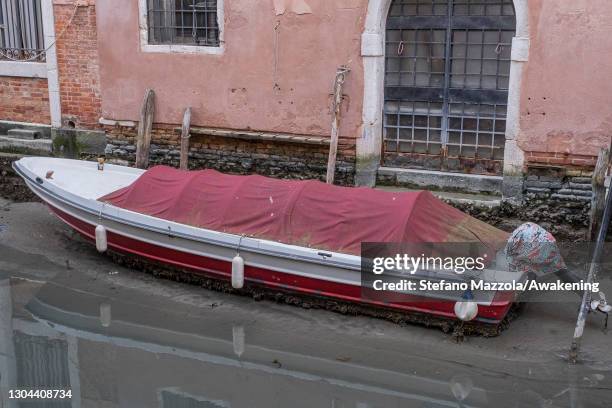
524,166,592,203
451,200,588,242
103,125,357,186
450,165,593,241
0,125,595,241
522,165,592,228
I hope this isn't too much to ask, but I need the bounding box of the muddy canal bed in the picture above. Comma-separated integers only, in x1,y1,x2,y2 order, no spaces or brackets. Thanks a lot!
1,198,611,407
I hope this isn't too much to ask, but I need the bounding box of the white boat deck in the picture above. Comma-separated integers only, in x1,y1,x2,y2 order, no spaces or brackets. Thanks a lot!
17,156,143,200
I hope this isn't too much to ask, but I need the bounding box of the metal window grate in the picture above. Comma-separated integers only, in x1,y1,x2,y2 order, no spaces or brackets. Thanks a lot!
385,29,447,88
389,0,449,17
147,0,220,47
384,100,444,155
453,0,515,16
383,0,515,174
447,102,507,160
450,29,512,90
0,0,45,61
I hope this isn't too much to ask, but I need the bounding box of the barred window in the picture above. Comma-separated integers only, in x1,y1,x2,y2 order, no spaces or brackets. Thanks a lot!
147,0,220,47
383,0,515,174
0,0,45,61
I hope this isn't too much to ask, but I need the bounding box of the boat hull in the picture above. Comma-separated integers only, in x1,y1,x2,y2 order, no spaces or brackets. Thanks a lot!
13,157,515,325
39,195,511,325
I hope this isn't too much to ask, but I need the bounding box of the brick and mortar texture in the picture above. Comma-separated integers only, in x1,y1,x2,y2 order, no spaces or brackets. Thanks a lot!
0,1,101,127
521,165,593,225
525,150,598,169
0,77,51,124
102,124,356,186
449,163,594,242
54,1,102,129
518,152,595,232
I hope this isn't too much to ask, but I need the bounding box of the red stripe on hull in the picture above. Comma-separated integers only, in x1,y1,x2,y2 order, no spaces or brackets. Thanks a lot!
46,204,513,323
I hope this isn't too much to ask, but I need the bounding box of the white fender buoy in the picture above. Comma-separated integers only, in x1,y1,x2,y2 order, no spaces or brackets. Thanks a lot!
95,225,108,253
454,290,478,322
454,300,478,322
232,254,244,289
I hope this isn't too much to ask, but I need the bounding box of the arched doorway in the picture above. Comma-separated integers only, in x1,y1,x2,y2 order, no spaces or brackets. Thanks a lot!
382,0,515,174
356,0,529,191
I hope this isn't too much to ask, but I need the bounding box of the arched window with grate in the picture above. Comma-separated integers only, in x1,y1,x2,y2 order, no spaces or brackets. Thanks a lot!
383,0,515,174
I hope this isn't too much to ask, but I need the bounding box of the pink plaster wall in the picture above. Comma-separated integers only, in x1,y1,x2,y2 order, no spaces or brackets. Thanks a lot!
97,0,612,159
519,0,612,157
96,0,366,139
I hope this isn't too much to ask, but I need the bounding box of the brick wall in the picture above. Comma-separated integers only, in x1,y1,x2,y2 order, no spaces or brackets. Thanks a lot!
0,77,50,124
102,124,357,186
524,150,598,168
0,1,101,128
54,1,102,129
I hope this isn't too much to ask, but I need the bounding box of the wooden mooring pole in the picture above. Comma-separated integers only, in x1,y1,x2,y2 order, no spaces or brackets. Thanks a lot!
570,144,612,363
588,148,610,241
179,107,192,170
135,89,155,169
326,66,350,185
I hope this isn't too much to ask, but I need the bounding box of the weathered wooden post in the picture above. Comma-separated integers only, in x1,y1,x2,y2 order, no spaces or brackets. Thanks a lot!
326,66,350,185
179,107,192,170
570,143,612,363
135,89,155,169
588,148,610,240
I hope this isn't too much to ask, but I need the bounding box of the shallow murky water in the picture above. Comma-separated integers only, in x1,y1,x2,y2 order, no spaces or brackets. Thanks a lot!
0,268,611,407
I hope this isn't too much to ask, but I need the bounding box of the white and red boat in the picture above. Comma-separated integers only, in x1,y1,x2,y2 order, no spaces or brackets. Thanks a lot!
13,157,523,327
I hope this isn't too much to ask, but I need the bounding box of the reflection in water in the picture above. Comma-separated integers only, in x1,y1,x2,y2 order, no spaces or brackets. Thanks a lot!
232,326,245,358
0,273,610,408
449,375,473,402
13,332,71,408
99,303,112,328
160,390,229,408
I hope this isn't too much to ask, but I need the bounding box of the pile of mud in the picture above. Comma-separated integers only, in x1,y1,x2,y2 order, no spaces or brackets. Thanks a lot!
0,154,38,202
450,200,589,242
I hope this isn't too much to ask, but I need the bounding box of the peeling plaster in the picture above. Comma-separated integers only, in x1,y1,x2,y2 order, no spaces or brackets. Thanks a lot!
99,0,364,138
273,0,312,16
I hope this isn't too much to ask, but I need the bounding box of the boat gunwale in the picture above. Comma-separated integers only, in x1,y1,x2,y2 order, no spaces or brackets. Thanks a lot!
12,158,519,287
13,158,366,269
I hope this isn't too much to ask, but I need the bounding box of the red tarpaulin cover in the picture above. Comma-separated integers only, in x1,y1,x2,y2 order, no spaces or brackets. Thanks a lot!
100,166,509,255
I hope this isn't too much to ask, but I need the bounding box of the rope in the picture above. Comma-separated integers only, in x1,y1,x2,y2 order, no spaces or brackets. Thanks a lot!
0,2,81,62
236,234,245,256
332,66,350,114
